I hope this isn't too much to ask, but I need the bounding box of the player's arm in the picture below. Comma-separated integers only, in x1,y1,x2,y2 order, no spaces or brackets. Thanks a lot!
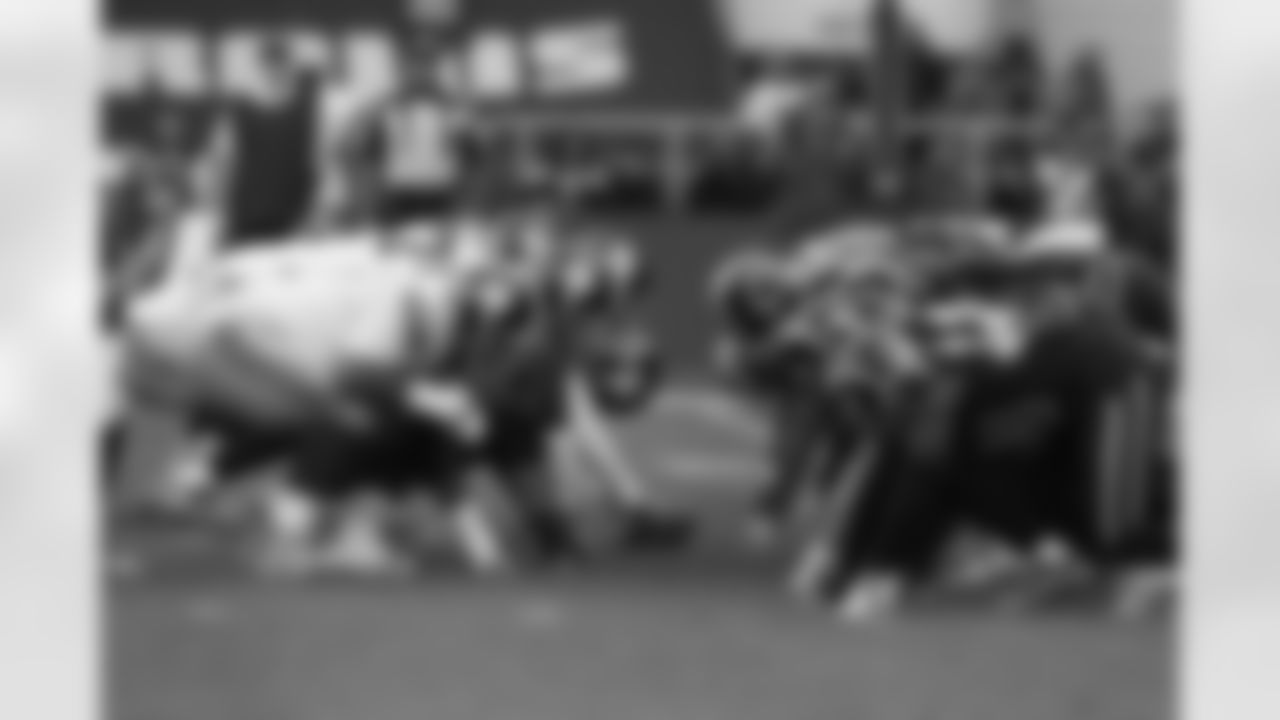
309,90,385,229
398,277,491,443
404,378,487,442
193,104,237,210
178,103,239,261
307,95,376,229
304,94,351,230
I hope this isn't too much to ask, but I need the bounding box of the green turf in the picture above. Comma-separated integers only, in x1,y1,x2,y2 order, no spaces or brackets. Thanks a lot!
111,578,1170,720
108,388,1173,720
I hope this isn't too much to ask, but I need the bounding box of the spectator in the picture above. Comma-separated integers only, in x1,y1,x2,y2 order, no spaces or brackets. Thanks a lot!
773,86,856,241
988,33,1044,118
1099,101,1178,271
208,41,325,246
1052,49,1117,164
985,137,1042,230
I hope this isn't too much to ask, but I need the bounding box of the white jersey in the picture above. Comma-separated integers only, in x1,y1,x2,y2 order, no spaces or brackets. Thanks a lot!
127,234,470,405
381,97,460,189
788,222,901,285
211,241,467,390
120,209,232,372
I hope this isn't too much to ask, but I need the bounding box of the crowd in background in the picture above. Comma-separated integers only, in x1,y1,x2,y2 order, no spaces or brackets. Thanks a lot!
100,14,1179,271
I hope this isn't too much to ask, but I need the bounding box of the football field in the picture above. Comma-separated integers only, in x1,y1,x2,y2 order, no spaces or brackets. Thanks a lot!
108,386,1173,720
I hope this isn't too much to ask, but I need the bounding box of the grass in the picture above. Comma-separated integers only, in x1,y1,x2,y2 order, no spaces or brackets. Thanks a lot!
108,385,1173,720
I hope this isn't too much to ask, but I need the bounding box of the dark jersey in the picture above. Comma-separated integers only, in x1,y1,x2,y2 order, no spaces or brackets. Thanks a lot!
223,83,320,243
453,294,569,426
775,118,852,238
109,89,214,159
102,166,151,270
1100,162,1178,272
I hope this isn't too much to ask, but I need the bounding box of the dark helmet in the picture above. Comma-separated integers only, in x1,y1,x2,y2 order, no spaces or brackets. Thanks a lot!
712,249,798,338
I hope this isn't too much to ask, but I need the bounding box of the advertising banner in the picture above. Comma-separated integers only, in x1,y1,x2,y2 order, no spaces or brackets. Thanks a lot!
103,0,735,117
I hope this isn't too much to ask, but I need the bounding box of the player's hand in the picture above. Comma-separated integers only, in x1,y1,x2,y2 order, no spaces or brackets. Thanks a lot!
405,382,488,443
